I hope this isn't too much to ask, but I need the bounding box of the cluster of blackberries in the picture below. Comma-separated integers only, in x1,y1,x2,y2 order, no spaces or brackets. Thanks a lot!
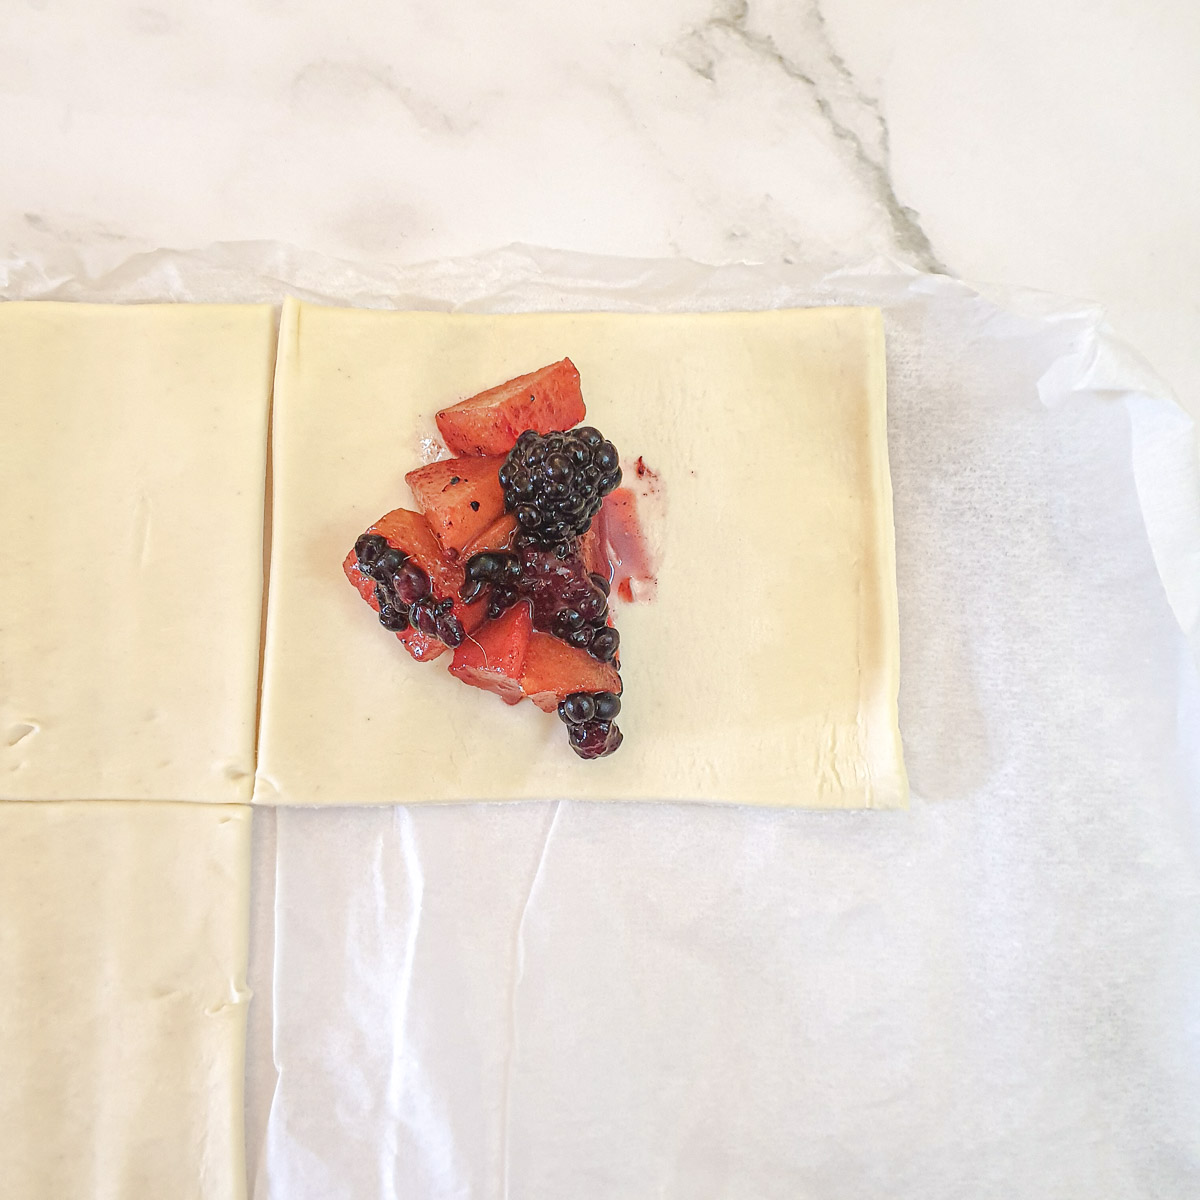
557,690,620,724
499,427,621,552
460,545,619,663
354,534,464,648
557,691,623,759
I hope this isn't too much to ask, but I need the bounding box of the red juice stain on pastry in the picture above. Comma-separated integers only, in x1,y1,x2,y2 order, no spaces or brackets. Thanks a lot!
598,456,665,606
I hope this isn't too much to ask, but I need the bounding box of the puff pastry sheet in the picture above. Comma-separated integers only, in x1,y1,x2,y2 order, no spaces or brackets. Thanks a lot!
0,303,274,802
257,301,905,807
0,801,252,1200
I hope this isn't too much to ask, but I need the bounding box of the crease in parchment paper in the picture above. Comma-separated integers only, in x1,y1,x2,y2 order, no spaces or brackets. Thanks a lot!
499,800,561,1200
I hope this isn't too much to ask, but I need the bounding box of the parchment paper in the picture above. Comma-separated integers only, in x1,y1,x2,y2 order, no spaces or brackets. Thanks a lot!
6,243,1199,1199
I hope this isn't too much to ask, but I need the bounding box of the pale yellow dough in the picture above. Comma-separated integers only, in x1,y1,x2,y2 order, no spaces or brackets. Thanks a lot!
0,801,252,1200
0,303,275,802
258,300,905,807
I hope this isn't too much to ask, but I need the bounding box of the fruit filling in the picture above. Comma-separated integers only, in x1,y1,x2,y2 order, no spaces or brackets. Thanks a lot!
499,427,622,553
404,455,506,556
346,360,657,759
459,545,618,661
435,358,585,457
349,530,469,651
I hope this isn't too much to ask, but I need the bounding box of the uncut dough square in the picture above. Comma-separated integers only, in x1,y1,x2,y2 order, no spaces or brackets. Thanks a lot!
257,300,905,807
0,801,251,1200
0,303,275,802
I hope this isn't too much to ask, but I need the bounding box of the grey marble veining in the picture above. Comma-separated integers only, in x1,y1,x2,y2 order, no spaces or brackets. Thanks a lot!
681,0,947,272
0,0,1195,417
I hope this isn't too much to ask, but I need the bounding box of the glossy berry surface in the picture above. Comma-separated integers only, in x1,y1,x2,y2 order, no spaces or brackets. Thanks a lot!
466,552,508,581
557,692,597,724
392,561,432,604
576,589,607,622
370,547,407,582
411,602,439,638
499,428,622,551
515,545,608,643
435,611,465,648
378,604,409,632
590,627,619,662
464,543,613,660
567,718,623,759
354,533,388,569
459,576,487,605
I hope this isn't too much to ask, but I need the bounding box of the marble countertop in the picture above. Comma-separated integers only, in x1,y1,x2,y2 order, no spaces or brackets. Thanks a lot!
3,0,1197,421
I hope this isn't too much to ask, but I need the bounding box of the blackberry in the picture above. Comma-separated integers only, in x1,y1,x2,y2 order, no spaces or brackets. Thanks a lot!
568,718,623,760
388,590,463,648
499,428,622,551
378,604,409,632
486,586,520,621
557,692,597,724
410,601,439,638
370,547,407,583
464,551,522,586
556,691,620,725
466,552,506,582
354,533,388,569
553,607,585,636
515,546,599,632
565,626,594,650
465,543,615,660
392,562,431,604
576,588,607,622
590,627,619,663
435,612,465,648
460,577,487,605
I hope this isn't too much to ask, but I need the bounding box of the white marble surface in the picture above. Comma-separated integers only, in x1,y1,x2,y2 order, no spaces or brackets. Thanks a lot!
2,0,1198,420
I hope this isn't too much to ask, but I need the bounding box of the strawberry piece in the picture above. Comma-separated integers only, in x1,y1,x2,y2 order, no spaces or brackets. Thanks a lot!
520,632,621,713
343,508,486,662
578,524,611,582
461,512,519,559
343,548,445,661
405,455,506,557
435,359,585,457
448,601,533,705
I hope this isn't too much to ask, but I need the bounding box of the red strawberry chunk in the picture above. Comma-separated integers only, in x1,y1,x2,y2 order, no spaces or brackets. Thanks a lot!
369,508,464,595
343,508,486,662
405,455,506,557
448,601,533,705
578,524,611,583
435,358,585,457
462,512,519,559
520,632,621,713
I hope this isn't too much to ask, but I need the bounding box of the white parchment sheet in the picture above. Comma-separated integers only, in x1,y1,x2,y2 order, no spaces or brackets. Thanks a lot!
5,245,1199,1198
